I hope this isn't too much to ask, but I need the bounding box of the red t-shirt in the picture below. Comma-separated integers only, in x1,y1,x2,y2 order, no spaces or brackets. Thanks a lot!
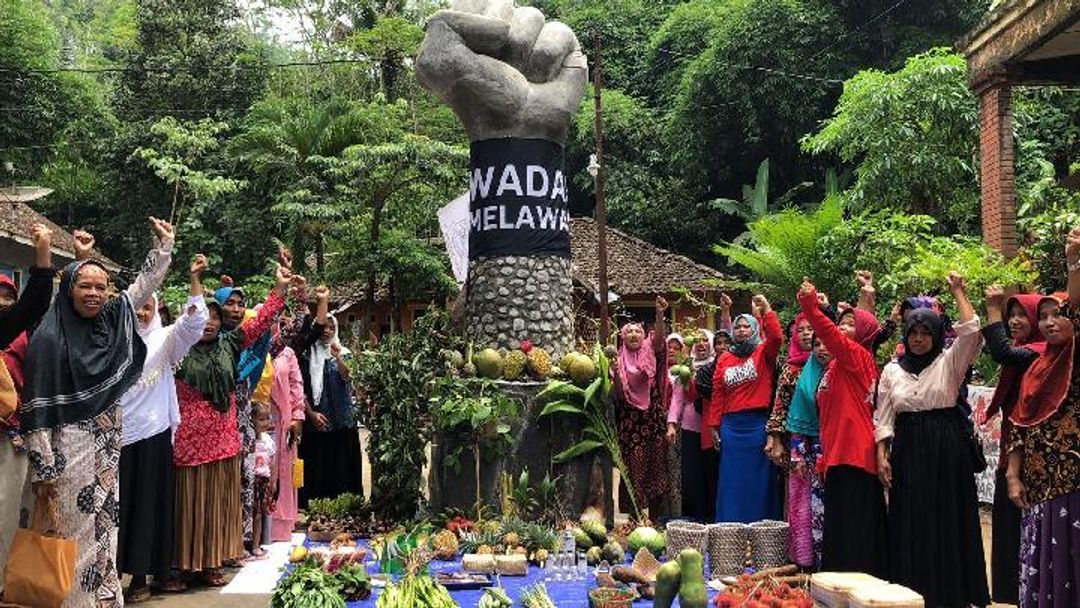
707,310,783,429
797,290,878,476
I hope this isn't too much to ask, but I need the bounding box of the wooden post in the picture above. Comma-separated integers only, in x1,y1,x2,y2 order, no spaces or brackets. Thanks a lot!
593,33,610,345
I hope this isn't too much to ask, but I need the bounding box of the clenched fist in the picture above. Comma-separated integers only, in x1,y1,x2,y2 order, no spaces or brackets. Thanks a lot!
416,0,588,144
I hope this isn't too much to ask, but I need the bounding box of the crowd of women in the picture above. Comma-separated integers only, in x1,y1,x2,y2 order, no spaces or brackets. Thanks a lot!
0,219,362,607
613,228,1080,608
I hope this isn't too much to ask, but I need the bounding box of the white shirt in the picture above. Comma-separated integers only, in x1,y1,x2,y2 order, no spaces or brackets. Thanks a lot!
874,316,983,442
119,295,208,446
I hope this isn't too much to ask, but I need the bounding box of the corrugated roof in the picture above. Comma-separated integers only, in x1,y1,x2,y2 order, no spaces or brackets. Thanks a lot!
569,216,730,295
0,201,119,271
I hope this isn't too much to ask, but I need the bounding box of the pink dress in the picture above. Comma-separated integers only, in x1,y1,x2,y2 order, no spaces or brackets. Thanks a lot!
269,347,306,541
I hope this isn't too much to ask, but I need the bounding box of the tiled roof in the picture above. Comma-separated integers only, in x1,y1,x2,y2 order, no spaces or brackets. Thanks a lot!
0,201,119,270
570,216,731,295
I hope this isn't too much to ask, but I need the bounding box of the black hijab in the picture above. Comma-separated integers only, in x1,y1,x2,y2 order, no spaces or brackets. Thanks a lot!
897,308,945,375
20,261,147,433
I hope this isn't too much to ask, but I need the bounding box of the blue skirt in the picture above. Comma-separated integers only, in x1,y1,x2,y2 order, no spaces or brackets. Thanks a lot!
715,409,782,523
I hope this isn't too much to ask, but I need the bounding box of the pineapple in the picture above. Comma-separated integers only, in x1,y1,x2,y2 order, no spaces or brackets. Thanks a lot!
503,350,528,380
526,347,553,379
500,516,527,549
431,529,459,560
523,523,559,554
460,528,502,555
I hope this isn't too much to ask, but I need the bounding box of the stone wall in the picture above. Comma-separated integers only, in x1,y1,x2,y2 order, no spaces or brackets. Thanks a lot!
466,255,575,356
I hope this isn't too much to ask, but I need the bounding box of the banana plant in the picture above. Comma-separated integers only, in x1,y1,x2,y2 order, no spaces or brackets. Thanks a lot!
537,344,642,520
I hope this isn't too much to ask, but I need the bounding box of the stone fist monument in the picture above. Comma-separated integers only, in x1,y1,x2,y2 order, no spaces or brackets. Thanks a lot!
417,0,588,356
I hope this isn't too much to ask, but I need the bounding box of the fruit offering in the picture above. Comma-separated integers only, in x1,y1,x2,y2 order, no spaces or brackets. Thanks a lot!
714,574,814,608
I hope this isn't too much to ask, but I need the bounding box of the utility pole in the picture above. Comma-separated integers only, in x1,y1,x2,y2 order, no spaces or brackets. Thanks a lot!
593,33,611,345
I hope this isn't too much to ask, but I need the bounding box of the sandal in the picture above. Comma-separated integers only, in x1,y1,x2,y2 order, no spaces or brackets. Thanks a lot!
201,569,227,587
124,585,152,603
154,578,187,593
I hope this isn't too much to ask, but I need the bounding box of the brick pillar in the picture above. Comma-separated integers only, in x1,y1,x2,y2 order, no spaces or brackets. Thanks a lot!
978,80,1017,258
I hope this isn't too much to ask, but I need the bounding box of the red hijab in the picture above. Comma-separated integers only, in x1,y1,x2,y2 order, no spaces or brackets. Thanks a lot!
787,313,811,367
1011,294,1074,427
986,294,1046,420
840,305,881,353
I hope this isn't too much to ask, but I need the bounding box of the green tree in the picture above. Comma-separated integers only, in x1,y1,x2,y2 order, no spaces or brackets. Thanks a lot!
666,0,849,205
802,49,981,233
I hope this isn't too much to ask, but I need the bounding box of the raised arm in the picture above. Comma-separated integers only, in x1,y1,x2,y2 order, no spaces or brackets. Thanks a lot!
238,265,291,350
0,224,55,348
981,285,1038,367
754,295,783,363
653,296,669,354
855,270,876,312
942,272,983,382
717,293,733,334
797,280,858,369
123,218,175,309
1067,227,1080,306
169,255,211,365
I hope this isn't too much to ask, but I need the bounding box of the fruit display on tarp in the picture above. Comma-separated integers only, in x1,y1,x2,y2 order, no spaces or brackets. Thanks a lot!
376,573,456,608
601,540,626,565
627,526,666,558
714,573,814,608
306,493,388,540
271,557,370,608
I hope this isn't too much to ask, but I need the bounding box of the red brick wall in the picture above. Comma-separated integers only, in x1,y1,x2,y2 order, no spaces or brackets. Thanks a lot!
978,81,1018,258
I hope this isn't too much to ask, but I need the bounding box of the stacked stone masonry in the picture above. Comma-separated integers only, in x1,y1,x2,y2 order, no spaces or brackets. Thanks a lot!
466,255,575,357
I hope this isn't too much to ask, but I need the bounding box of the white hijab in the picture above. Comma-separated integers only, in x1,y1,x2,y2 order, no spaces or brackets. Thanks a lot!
309,316,350,407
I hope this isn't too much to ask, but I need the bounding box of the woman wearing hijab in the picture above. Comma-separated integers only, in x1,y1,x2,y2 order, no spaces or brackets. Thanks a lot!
117,256,209,602
875,272,989,607
612,297,672,517
300,314,362,506
982,286,1044,605
20,218,174,608
1006,228,1080,607
0,223,54,589
169,264,291,587
707,295,783,523
797,280,886,575
766,311,823,568
268,286,328,541
667,329,715,521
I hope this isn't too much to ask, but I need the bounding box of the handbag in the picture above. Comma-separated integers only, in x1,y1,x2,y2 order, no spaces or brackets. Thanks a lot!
292,457,304,489
2,495,77,608
0,358,17,419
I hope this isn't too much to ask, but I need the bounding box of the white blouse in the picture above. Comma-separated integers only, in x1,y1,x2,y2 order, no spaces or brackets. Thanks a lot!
119,295,208,447
874,316,983,442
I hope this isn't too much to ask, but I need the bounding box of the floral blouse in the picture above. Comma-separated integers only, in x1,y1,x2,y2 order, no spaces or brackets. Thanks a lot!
766,362,803,435
173,291,285,468
1008,303,1080,505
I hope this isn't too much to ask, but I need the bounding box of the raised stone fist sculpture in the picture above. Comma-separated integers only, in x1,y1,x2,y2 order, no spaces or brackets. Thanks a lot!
417,0,587,356
416,0,588,145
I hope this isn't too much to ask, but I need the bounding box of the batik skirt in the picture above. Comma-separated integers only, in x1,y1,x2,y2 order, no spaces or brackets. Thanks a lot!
1019,489,1080,608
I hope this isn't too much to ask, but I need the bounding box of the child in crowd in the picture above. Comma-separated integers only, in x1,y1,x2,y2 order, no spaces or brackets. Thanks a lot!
252,401,276,559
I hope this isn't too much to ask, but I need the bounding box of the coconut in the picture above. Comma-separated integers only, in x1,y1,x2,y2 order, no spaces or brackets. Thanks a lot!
569,355,597,386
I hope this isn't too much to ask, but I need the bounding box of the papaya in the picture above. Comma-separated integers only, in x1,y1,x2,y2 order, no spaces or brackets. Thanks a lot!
652,560,680,608
677,549,707,608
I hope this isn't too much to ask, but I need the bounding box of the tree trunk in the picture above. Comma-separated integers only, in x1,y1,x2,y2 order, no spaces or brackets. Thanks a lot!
315,233,325,275
362,197,385,343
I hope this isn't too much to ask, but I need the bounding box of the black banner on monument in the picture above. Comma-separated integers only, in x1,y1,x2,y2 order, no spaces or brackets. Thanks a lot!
468,138,571,260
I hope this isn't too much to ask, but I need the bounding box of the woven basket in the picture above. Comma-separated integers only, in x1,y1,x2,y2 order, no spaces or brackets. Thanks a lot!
588,587,635,608
749,520,789,570
665,520,708,561
707,523,748,579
